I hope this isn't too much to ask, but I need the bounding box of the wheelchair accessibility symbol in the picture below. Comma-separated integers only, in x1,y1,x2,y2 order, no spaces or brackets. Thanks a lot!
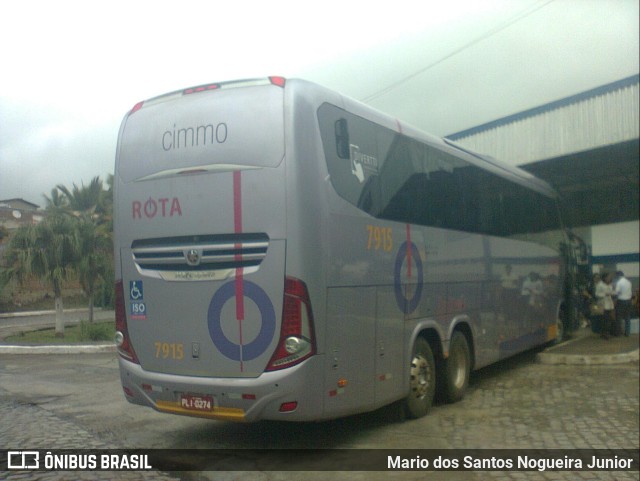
129,281,143,300
207,280,275,362
129,280,147,320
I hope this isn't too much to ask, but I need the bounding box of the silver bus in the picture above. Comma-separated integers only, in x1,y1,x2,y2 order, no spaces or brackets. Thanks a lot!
114,77,574,422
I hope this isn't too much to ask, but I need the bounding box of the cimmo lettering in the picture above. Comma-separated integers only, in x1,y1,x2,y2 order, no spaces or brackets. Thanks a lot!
162,122,227,151
133,197,182,219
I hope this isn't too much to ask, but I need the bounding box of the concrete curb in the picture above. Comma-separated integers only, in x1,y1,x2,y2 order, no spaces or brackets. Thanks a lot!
0,308,104,319
0,343,116,355
537,348,639,365
537,331,640,365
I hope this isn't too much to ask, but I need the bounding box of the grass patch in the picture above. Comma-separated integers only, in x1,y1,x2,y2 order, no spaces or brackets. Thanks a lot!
5,321,115,344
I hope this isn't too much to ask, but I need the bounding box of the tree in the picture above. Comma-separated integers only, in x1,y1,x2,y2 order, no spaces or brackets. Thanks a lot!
0,225,10,299
56,175,113,322
3,213,77,336
75,217,111,322
43,187,69,213
1,176,114,329
56,176,104,217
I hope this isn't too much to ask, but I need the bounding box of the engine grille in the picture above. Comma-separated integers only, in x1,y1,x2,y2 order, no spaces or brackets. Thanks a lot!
131,233,269,273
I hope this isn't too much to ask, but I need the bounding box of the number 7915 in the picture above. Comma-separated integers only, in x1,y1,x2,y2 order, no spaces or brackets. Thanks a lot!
367,225,393,252
154,342,184,360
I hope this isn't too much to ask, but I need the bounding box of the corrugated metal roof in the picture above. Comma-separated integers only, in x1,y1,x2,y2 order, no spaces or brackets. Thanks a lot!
444,75,639,230
449,74,639,139
446,74,640,166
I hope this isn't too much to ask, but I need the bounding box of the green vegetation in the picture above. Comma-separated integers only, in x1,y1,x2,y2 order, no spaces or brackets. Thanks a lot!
5,321,115,344
0,294,90,314
1,175,114,336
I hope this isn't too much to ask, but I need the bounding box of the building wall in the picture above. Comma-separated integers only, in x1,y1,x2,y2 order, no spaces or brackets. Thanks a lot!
591,221,640,286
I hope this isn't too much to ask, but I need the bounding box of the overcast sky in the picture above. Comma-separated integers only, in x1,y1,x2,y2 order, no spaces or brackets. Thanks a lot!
1,0,638,206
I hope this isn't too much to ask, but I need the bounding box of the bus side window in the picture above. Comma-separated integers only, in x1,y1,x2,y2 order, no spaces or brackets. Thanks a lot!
335,118,350,159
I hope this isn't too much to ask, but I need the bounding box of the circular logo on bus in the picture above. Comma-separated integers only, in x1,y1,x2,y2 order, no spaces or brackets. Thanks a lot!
394,240,424,314
207,280,275,362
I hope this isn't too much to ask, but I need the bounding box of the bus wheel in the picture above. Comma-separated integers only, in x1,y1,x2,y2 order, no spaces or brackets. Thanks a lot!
404,336,436,419
440,331,470,404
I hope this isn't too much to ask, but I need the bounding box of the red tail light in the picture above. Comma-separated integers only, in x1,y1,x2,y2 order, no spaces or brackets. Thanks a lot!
269,76,286,87
115,280,139,364
266,277,316,371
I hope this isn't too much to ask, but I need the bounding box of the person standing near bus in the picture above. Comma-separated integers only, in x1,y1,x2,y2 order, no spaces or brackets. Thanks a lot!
595,272,615,339
614,271,633,336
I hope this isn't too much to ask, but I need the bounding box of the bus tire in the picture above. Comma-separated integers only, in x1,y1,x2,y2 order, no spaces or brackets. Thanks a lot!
440,331,470,404
403,336,436,419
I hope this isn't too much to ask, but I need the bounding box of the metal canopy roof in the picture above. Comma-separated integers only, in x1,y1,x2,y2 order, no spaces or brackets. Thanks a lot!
446,75,639,229
522,139,638,228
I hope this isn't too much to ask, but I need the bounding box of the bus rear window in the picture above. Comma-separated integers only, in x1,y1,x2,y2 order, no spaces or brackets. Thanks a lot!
117,85,285,183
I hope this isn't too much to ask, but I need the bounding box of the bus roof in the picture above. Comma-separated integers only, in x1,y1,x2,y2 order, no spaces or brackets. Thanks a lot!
126,76,559,199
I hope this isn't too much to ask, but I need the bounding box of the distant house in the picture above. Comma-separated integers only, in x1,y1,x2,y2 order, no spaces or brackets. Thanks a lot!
0,198,40,211
0,198,44,231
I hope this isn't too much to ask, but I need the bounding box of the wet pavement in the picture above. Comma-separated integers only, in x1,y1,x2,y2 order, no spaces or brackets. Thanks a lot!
0,314,638,481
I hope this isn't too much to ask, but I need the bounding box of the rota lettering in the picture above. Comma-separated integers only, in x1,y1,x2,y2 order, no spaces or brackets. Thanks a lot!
133,197,182,219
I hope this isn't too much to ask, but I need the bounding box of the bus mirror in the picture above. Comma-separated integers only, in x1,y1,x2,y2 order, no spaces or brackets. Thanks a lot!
335,119,350,159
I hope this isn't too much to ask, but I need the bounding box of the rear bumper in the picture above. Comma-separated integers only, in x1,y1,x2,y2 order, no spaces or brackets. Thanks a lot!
118,354,325,422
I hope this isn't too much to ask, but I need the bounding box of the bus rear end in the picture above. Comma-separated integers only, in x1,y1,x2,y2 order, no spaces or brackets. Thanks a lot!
113,78,320,421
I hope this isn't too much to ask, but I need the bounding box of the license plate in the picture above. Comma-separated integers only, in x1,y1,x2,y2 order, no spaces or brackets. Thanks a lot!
180,394,214,412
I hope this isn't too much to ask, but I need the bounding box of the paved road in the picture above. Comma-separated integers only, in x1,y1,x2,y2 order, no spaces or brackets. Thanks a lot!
0,349,638,481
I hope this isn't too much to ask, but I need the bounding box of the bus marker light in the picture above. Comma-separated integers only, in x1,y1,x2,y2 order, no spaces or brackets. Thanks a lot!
269,76,286,87
184,83,220,94
129,101,144,115
337,378,348,388
279,401,297,412
242,394,256,400
123,386,134,397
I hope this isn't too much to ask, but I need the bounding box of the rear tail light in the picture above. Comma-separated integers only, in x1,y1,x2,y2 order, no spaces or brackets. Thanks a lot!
266,277,316,371
269,76,286,87
279,401,298,413
115,280,139,364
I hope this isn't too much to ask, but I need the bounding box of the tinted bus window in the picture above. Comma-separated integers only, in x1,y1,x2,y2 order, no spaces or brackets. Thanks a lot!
318,103,561,238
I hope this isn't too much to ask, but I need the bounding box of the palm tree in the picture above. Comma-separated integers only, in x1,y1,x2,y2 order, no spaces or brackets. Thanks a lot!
75,217,111,322
56,176,104,217
43,187,69,213
3,213,77,336
56,176,113,321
